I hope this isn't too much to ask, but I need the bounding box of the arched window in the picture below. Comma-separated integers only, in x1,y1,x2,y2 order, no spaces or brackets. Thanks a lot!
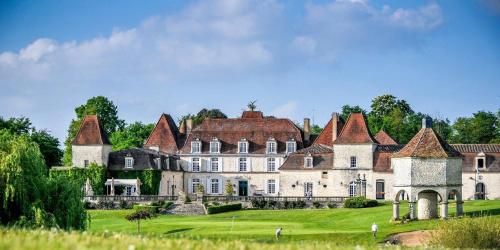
348,181,357,197
475,183,485,200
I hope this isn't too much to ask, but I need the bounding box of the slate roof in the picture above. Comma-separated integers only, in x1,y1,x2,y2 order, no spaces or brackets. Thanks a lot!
143,114,184,154
72,115,110,145
280,144,333,171
313,116,344,146
334,113,377,144
179,112,304,154
107,148,183,171
451,144,500,153
393,128,462,158
375,130,398,145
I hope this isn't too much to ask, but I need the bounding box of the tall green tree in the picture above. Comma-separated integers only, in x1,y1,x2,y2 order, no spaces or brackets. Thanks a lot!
340,105,367,121
0,117,32,135
451,111,499,144
110,122,154,151
31,130,63,168
180,108,227,127
370,94,413,117
311,124,323,135
63,96,125,165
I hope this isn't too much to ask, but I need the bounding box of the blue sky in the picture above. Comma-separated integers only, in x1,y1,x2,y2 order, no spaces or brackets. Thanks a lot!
1,0,499,143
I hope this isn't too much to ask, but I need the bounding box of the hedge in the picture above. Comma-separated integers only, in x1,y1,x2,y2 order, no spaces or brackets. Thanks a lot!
49,163,106,195
133,205,159,214
207,203,242,214
343,196,378,208
109,170,162,195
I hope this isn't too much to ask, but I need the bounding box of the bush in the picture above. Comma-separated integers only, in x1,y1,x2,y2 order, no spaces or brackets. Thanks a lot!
296,200,307,209
343,196,378,208
313,201,322,209
96,201,115,210
267,200,278,210
429,216,500,249
133,205,159,214
161,201,174,210
207,203,242,214
327,202,338,209
251,199,267,209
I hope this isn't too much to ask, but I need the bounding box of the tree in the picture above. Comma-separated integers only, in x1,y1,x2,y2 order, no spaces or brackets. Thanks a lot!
110,122,154,151
125,210,156,233
451,111,498,144
370,94,413,117
225,181,234,196
247,100,257,111
179,108,228,128
432,118,453,141
341,105,367,121
0,117,31,135
311,124,323,135
31,130,63,168
63,96,125,165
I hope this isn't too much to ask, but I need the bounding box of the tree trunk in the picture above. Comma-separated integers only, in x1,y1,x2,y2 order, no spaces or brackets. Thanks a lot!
137,219,140,234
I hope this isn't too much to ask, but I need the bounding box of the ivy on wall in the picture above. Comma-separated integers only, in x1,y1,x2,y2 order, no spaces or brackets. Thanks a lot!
48,163,106,195
109,170,162,195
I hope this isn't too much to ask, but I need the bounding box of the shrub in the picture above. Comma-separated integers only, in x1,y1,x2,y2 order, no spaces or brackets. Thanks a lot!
125,210,157,233
133,205,159,214
96,201,115,210
207,203,242,214
251,199,267,209
296,200,307,209
267,200,278,209
161,201,174,210
343,196,378,208
327,202,338,209
313,201,322,209
429,216,500,249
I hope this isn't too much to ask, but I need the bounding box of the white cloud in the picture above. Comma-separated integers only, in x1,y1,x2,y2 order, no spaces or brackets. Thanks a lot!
272,101,298,118
390,3,443,30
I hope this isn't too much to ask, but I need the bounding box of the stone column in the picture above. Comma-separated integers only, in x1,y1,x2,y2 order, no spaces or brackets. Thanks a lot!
440,202,448,219
456,201,464,216
392,202,400,220
409,201,417,220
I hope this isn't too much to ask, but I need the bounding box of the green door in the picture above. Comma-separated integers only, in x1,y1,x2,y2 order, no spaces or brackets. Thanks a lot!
238,181,248,196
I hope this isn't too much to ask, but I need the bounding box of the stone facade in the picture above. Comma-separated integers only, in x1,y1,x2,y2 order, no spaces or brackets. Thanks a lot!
72,144,112,167
159,171,184,196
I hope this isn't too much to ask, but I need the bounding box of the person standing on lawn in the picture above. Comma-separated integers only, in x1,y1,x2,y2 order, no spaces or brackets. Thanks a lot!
371,222,378,239
276,227,282,240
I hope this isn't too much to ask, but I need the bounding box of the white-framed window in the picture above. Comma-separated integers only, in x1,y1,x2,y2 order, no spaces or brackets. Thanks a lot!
376,180,385,200
125,157,134,168
192,158,200,172
267,158,276,172
286,140,296,154
350,156,357,168
84,160,89,168
349,181,357,197
239,157,247,172
476,153,486,169
266,138,277,154
267,179,276,194
238,139,248,154
304,156,313,168
192,178,200,193
210,157,219,172
211,179,219,194
210,138,220,154
191,139,201,153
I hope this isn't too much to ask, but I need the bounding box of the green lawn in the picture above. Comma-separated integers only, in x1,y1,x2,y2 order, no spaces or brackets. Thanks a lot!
88,200,500,246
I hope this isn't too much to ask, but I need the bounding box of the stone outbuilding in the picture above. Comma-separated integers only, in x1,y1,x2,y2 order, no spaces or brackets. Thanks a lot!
391,117,463,220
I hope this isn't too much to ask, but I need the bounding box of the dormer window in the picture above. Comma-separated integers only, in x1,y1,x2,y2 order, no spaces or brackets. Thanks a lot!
304,154,313,168
350,156,357,168
125,156,134,169
238,138,248,154
476,152,486,169
191,139,201,154
266,138,277,154
286,139,296,154
210,138,221,154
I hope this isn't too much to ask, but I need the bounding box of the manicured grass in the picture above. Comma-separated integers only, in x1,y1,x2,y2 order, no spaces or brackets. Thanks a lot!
88,200,500,246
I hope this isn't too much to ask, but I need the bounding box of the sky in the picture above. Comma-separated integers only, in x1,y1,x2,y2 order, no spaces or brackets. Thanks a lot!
1,0,499,143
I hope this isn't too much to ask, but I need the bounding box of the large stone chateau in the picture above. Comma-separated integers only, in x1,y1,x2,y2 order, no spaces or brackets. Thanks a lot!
72,110,499,218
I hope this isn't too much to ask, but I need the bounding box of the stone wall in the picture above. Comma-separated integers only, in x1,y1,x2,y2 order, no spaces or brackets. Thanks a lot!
72,145,112,167
159,171,184,196
279,170,333,196
333,144,376,169
462,172,500,200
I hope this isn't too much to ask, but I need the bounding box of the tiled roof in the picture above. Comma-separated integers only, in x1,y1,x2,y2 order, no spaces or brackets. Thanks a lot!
334,113,377,144
295,144,333,154
280,152,333,170
241,111,264,119
373,152,393,172
144,114,184,154
313,117,344,146
376,144,405,152
375,130,398,145
393,128,461,158
451,144,500,153
108,148,182,171
72,115,110,145
180,113,303,154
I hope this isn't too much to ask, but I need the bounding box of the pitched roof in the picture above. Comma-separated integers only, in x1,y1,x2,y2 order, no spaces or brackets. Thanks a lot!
280,145,333,171
179,113,303,154
451,144,500,153
393,128,461,158
108,148,183,171
295,144,333,154
334,113,377,144
72,115,110,145
313,117,344,146
241,111,264,119
375,130,398,145
143,114,183,154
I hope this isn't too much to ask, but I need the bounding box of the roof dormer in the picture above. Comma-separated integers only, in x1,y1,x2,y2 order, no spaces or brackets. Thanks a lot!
266,137,277,154
210,138,221,154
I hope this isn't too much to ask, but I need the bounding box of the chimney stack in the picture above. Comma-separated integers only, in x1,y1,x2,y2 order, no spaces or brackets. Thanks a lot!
186,118,193,136
422,116,432,129
303,118,311,142
332,112,339,143
179,119,186,135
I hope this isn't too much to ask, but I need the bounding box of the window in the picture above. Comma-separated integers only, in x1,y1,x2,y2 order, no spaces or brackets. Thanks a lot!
191,140,201,153
304,155,313,168
211,179,219,194
125,157,134,169
192,158,200,172
350,156,357,168
266,138,277,154
238,139,248,154
125,186,132,196
476,152,486,169
239,158,247,172
84,160,89,168
286,140,296,154
210,157,219,172
349,181,357,197
210,138,220,154
267,158,276,172
477,158,484,169
267,179,276,194
376,180,385,200
192,178,200,193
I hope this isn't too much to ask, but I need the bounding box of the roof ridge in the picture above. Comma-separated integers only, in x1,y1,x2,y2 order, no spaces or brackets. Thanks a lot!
428,128,448,156
409,129,426,157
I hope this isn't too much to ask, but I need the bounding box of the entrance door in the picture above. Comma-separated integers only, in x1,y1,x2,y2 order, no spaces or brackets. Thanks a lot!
475,183,485,200
238,181,248,196
304,182,313,197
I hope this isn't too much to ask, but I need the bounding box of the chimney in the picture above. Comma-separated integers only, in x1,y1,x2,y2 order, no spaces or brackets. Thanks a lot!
179,120,186,135
303,118,311,142
332,112,339,142
186,118,193,136
422,116,432,129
